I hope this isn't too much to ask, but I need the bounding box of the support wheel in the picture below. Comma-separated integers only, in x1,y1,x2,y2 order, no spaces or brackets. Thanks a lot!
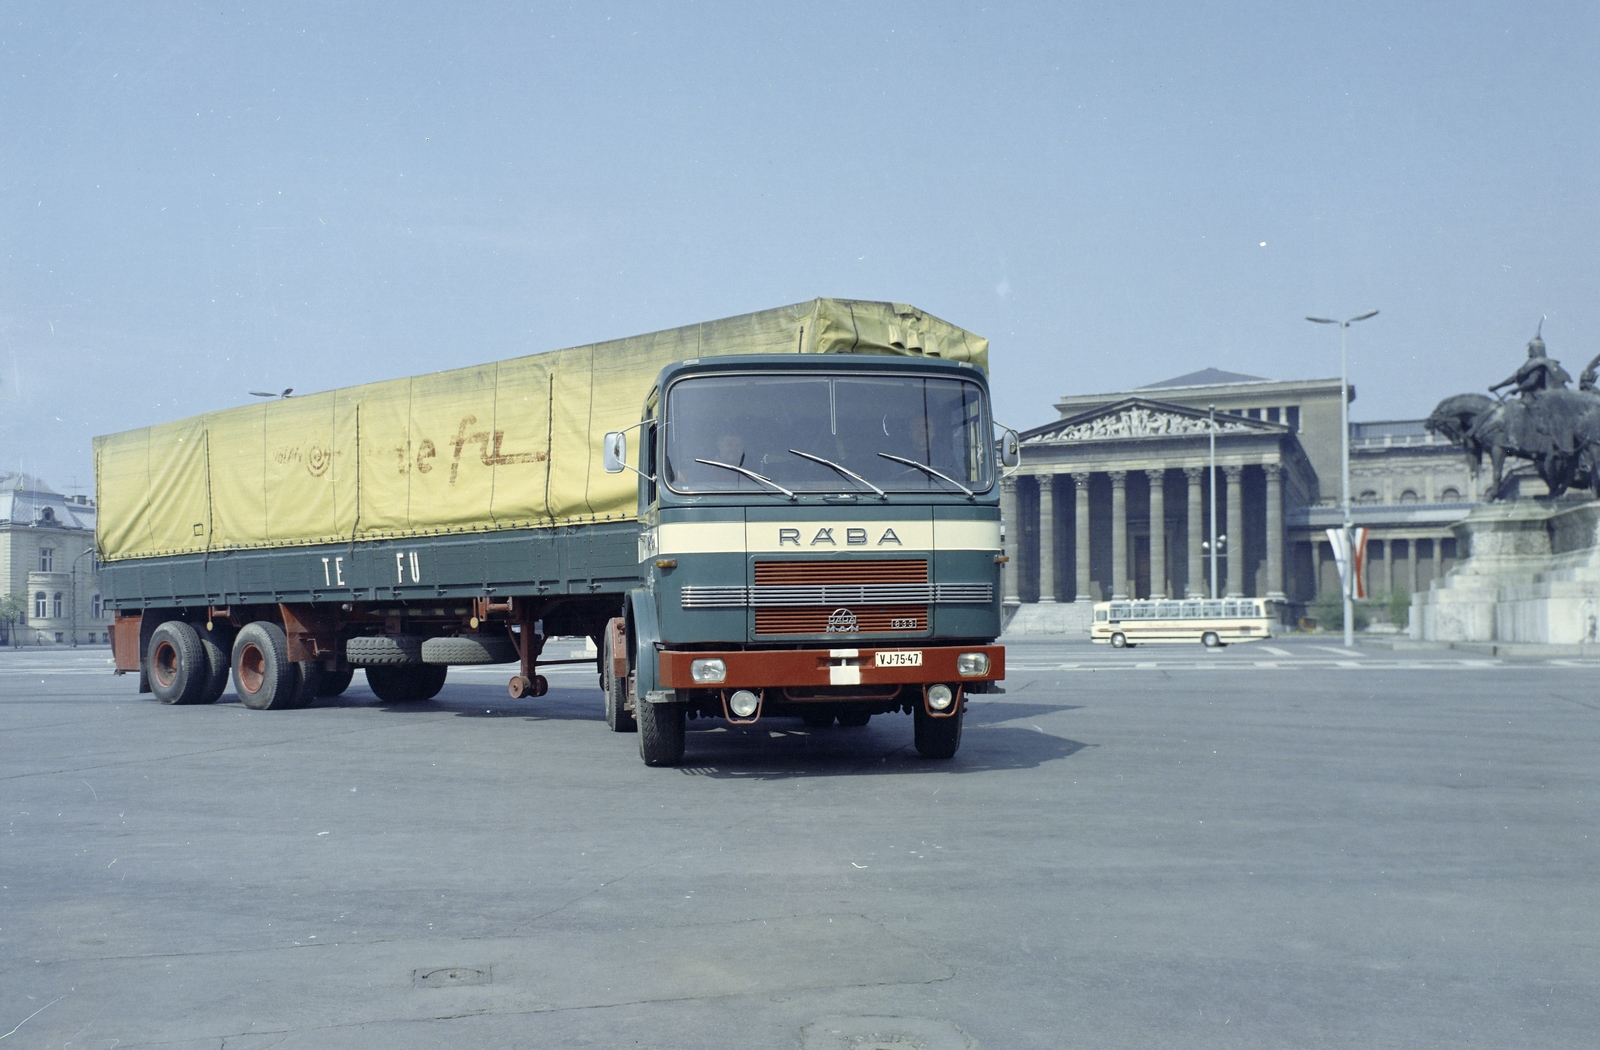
637,696,686,766
366,665,448,703
149,621,207,705
1110,632,1128,649
195,624,234,704
1201,631,1221,649
231,622,299,710
603,629,635,732
316,666,356,697
914,705,964,760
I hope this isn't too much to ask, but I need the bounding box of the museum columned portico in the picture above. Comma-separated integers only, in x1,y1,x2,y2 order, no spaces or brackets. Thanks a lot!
1001,397,1319,613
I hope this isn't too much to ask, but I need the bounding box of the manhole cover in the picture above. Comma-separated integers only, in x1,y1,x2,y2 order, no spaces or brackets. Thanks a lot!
413,966,492,988
799,1016,974,1050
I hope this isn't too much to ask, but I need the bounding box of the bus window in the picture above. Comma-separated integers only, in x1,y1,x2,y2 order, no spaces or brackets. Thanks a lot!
1096,610,1107,622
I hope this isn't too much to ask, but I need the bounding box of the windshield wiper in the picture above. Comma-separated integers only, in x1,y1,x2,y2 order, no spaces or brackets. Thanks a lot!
693,459,796,500
876,453,975,498
788,449,886,499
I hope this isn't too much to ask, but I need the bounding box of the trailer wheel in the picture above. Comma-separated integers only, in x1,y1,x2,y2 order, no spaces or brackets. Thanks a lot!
231,622,299,710
366,665,448,703
837,709,871,727
637,697,685,766
316,666,356,698
421,635,517,665
603,629,635,732
149,621,207,705
913,705,964,760
195,624,234,704
345,635,424,666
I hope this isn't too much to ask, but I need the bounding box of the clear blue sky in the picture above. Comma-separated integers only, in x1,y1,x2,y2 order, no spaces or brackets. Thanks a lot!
3,2,1596,492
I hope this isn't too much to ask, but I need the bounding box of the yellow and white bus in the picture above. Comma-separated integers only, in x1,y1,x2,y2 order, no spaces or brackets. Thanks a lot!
1090,599,1275,648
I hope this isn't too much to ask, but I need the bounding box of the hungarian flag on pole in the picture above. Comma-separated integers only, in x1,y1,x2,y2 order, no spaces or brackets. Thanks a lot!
1326,527,1371,600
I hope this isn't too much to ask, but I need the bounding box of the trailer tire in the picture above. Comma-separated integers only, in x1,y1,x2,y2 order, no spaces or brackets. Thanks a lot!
231,622,299,710
637,697,685,766
316,666,356,697
345,635,424,666
603,629,635,732
149,621,208,705
366,664,448,703
420,634,517,665
913,705,964,760
195,624,234,704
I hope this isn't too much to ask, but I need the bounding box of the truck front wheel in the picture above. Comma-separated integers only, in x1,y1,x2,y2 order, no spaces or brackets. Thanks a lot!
637,697,685,766
913,705,964,760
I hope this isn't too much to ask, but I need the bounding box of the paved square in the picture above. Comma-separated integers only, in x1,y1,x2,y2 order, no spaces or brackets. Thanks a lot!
3,636,1597,1048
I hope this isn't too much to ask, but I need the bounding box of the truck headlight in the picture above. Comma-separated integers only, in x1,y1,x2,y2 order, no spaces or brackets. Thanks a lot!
956,652,990,677
690,658,726,684
927,683,955,711
728,689,760,717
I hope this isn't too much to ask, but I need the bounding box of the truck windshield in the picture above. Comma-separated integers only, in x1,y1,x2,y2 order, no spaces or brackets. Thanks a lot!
662,373,991,495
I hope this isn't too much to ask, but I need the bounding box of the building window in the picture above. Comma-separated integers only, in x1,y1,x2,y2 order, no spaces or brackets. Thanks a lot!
38,507,55,524
1399,489,1420,503
1286,406,1300,431
40,548,54,571
33,592,47,619
92,594,102,618
1267,407,1281,423
53,593,63,618
1440,487,1461,501
1358,490,1380,504
1246,408,1261,419
55,632,63,644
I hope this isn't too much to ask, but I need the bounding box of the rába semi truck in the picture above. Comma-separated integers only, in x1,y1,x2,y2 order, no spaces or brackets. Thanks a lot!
95,299,1014,765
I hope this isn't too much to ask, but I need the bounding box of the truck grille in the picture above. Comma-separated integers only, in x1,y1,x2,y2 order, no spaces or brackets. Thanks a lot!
753,559,927,636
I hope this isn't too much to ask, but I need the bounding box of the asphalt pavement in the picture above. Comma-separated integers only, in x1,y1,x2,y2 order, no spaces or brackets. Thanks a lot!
2,635,1597,1048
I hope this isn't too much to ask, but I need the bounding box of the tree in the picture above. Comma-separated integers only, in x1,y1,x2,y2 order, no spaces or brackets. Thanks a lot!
0,593,27,647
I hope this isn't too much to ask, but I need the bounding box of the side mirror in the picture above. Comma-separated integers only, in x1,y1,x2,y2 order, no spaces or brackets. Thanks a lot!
998,428,1020,468
602,431,627,474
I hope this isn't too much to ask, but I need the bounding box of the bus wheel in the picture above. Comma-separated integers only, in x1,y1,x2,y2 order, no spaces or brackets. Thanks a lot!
1202,631,1221,649
1110,632,1128,649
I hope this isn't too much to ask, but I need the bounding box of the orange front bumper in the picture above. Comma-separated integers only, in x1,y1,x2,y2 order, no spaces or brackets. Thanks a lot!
656,644,1005,690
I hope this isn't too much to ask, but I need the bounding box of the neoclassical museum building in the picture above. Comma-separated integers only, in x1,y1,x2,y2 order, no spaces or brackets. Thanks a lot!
1001,368,1482,629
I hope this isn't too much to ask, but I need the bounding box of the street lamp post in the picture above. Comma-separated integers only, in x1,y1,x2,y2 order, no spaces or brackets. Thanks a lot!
70,546,95,648
1208,405,1220,598
1307,310,1379,648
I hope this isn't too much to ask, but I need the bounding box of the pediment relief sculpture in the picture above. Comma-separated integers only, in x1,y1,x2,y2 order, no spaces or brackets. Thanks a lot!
1037,407,1256,443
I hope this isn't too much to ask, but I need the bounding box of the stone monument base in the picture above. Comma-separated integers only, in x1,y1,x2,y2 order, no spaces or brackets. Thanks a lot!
1002,600,1095,637
1412,500,1600,645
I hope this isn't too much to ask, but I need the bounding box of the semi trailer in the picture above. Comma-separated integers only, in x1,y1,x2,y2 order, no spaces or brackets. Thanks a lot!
95,298,1011,765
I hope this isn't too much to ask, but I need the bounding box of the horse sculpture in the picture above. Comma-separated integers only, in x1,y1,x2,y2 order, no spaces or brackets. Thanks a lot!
1427,384,1600,500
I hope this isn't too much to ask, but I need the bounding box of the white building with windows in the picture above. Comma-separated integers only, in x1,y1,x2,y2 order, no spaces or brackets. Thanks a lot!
1,472,105,646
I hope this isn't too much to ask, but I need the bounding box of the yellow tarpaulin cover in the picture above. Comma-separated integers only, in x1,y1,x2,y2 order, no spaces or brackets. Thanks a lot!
94,299,988,561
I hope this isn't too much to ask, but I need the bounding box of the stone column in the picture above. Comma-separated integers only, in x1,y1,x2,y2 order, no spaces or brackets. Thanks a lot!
1184,467,1204,597
1432,535,1443,587
1037,474,1057,603
1109,470,1128,600
1382,537,1394,596
1408,538,1418,595
1263,463,1285,600
1145,469,1167,599
1224,465,1244,597
1000,477,1021,604
1073,473,1092,601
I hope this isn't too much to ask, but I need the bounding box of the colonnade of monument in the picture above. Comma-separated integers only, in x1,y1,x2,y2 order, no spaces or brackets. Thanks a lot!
1000,463,1287,603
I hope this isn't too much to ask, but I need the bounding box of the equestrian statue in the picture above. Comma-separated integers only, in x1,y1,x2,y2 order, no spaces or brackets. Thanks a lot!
1425,321,1600,500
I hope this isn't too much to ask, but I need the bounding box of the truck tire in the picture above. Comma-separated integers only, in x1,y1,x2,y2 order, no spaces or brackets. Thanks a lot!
231,622,299,710
366,664,448,703
195,624,234,704
316,666,356,697
148,621,207,705
602,628,635,732
637,697,685,766
913,705,964,760
837,709,871,727
345,635,424,666
801,709,835,728
420,634,517,665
